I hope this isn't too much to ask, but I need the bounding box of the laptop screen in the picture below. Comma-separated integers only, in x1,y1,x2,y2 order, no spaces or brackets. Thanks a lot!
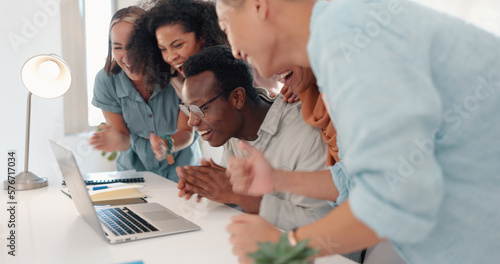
49,139,107,240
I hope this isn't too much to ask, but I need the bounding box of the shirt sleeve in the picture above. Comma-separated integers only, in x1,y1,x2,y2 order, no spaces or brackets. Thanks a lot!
219,140,236,168
260,193,334,231
91,69,122,114
260,116,334,231
328,161,354,207
309,4,445,243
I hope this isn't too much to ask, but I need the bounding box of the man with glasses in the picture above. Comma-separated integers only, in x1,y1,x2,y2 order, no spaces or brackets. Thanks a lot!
176,45,336,233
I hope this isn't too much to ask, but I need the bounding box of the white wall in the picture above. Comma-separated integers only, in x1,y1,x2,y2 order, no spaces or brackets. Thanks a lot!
117,0,140,9
0,0,116,186
1,0,66,182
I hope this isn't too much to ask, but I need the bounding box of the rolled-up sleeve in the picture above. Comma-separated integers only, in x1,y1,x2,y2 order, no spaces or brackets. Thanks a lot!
92,69,122,114
328,162,354,207
259,117,334,231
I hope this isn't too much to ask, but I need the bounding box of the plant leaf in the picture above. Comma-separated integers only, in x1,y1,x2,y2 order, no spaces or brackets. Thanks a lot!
107,151,117,161
248,233,318,264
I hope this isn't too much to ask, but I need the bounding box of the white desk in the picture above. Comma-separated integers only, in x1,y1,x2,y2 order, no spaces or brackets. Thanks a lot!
1,172,354,264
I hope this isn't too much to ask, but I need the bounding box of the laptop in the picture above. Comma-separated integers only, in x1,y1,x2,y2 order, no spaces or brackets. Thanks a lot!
49,139,200,244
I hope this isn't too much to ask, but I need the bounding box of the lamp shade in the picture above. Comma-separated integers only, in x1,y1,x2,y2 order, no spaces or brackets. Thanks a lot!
21,54,72,98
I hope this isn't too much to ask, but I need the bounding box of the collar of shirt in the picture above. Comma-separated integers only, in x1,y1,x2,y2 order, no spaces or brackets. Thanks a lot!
115,70,160,101
250,89,288,149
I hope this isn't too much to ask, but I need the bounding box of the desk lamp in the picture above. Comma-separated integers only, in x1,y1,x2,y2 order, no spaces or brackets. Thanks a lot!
3,54,72,190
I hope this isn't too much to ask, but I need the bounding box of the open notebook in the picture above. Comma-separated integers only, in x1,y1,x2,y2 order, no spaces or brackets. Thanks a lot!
61,183,148,205
62,170,145,185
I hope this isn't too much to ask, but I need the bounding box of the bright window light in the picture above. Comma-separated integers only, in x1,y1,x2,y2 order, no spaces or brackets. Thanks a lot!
85,0,113,127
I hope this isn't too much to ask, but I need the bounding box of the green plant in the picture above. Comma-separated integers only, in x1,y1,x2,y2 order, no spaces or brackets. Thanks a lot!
97,122,117,161
248,233,318,264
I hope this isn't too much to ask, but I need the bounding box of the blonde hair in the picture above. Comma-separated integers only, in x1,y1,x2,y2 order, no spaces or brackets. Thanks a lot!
104,6,146,75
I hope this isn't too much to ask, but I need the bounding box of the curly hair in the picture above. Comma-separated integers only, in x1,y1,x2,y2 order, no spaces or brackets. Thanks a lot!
127,0,228,91
104,6,146,76
183,45,258,102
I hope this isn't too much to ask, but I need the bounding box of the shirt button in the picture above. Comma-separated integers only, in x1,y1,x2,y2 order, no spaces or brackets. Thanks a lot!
148,114,153,118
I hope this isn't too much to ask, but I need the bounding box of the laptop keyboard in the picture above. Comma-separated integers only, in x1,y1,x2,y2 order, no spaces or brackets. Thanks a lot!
96,207,159,236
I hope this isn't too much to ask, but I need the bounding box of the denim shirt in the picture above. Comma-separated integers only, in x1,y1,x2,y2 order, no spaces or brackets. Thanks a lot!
308,0,500,263
92,69,201,182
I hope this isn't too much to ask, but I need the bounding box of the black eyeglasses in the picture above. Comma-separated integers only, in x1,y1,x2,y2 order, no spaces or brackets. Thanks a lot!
179,91,225,118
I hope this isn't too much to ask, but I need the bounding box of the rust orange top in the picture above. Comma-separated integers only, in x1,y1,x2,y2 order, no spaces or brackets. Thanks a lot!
299,85,339,166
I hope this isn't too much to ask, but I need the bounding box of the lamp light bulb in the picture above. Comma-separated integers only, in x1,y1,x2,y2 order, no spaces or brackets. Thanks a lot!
39,60,61,81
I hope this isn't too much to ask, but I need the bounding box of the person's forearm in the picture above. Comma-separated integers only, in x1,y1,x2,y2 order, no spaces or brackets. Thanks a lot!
116,132,131,151
233,194,262,214
102,111,131,152
260,194,332,230
274,169,339,201
296,201,382,257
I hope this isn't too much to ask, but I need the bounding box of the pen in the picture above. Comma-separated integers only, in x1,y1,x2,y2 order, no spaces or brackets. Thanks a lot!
92,186,108,191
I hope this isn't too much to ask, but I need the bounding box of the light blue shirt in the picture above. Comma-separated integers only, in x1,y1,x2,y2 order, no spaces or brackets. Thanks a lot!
92,69,201,182
308,0,500,263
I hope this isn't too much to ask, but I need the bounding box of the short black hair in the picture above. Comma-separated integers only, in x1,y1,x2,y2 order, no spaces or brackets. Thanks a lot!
127,0,228,91
183,45,258,101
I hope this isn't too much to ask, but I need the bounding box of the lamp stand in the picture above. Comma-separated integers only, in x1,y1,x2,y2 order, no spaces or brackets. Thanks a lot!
3,92,48,190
